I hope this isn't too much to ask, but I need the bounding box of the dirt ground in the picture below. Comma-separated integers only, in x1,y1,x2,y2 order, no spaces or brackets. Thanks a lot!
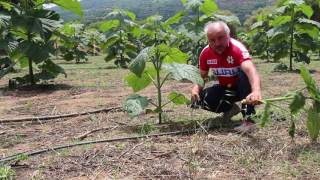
0,57,320,179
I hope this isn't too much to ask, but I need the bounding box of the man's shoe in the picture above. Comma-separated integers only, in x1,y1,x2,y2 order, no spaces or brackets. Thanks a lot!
234,120,255,133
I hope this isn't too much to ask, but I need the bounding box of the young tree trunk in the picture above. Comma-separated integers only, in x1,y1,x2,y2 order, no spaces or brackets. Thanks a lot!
289,8,295,71
27,33,35,85
266,36,270,62
28,57,35,85
155,48,162,124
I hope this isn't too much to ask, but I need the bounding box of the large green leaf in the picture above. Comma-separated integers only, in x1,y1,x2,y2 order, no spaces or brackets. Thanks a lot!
300,66,320,101
0,13,10,29
260,101,271,127
132,27,142,38
307,103,320,141
123,94,149,117
163,62,204,86
125,10,136,21
298,18,320,29
125,66,156,92
289,92,305,114
270,16,291,26
165,11,184,26
296,4,313,18
250,21,263,30
129,47,152,77
199,0,218,16
51,0,83,16
99,20,120,32
104,53,116,62
102,34,119,50
11,9,61,39
0,1,13,10
296,24,319,38
163,48,189,64
168,91,191,105
40,59,67,78
16,40,54,64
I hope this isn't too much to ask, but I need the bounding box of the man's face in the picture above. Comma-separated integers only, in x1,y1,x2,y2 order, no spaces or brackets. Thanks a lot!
207,28,229,54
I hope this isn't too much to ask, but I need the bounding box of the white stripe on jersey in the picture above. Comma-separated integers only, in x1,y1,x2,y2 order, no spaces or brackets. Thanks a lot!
230,38,251,59
199,45,209,70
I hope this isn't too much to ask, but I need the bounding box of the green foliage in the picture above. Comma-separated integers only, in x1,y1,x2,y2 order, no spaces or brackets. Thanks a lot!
0,166,15,180
168,91,191,105
58,23,89,63
300,66,320,100
307,103,320,142
289,116,296,139
274,63,289,71
259,65,320,142
136,123,157,135
163,63,204,86
121,11,204,123
123,94,149,118
267,0,319,69
47,0,83,16
289,92,306,114
260,101,271,127
99,9,138,68
125,66,156,92
177,0,240,65
0,0,83,86
246,0,320,68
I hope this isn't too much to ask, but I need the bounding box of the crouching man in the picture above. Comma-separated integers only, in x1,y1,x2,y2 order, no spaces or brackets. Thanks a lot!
191,21,262,132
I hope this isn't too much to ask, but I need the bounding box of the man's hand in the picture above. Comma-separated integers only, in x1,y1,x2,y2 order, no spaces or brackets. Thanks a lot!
191,85,201,102
245,90,262,105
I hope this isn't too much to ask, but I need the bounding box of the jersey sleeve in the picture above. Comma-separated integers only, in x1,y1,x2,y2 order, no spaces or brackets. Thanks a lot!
237,46,252,65
199,49,209,71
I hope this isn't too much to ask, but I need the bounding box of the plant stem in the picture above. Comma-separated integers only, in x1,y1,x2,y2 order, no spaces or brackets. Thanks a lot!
27,33,35,85
155,47,162,124
266,35,270,62
159,73,171,89
265,96,295,103
289,6,295,71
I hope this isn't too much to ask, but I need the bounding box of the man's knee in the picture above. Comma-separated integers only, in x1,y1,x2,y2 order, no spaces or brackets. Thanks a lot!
198,85,234,113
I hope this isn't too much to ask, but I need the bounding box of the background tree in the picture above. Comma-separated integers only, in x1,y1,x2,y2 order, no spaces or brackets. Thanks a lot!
0,0,83,86
266,0,320,70
58,22,89,63
99,8,138,68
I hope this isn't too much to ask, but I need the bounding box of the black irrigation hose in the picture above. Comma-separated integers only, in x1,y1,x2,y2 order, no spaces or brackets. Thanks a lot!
0,129,194,164
0,106,122,123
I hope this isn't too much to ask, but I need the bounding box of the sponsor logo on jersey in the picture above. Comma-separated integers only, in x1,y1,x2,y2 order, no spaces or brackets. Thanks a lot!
227,56,234,64
207,59,217,65
211,67,240,77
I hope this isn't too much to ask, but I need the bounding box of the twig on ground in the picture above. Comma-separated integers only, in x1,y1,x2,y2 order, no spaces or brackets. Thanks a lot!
0,106,122,123
75,125,119,140
118,142,144,159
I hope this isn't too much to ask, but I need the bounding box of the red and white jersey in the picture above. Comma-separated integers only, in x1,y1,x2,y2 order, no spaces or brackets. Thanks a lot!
199,38,251,87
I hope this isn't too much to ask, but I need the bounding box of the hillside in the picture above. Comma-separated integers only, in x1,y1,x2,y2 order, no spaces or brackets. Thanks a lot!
54,0,276,24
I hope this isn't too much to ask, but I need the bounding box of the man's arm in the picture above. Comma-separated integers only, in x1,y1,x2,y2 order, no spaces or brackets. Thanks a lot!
240,60,262,105
191,70,208,101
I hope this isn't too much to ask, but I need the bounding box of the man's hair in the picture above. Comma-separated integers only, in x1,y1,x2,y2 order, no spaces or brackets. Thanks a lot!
204,21,230,35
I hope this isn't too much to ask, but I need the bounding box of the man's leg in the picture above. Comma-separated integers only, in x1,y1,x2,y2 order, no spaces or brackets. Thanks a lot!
192,84,237,113
237,71,256,119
